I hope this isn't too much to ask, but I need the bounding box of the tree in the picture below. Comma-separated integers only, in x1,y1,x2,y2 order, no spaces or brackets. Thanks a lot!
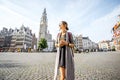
38,38,48,51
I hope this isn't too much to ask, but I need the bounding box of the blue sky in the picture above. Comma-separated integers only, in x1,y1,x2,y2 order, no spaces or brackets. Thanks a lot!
0,0,120,42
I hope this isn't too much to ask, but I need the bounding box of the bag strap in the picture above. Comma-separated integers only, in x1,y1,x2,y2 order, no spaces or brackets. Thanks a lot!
68,32,72,43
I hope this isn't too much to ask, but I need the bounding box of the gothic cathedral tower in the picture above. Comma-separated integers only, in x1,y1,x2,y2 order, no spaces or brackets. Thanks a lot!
39,8,48,41
38,8,54,51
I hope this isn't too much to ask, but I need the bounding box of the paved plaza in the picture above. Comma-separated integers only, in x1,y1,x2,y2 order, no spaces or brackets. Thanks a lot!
0,52,120,80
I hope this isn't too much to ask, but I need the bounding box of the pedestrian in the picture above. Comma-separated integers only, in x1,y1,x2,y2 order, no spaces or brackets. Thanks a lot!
54,21,75,80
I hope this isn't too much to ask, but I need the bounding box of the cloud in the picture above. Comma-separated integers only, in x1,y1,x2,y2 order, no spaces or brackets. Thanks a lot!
0,0,120,43
81,5,120,42
47,0,102,40
0,3,39,36
0,0,54,38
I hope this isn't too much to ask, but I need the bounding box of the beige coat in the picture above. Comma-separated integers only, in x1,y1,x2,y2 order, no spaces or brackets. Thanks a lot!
54,32,75,80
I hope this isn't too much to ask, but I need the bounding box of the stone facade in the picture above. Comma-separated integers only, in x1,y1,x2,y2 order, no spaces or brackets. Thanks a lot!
0,27,13,51
74,35,98,52
82,37,98,52
74,35,83,51
98,40,115,51
10,25,37,52
32,34,37,51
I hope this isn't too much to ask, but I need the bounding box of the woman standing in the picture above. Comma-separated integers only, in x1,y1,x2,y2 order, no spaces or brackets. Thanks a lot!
54,21,75,80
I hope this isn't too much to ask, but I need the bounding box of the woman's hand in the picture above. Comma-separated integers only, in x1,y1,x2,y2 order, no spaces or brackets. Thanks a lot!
55,40,65,47
55,40,74,47
55,40,67,47
61,40,75,48
69,43,74,48
59,40,66,47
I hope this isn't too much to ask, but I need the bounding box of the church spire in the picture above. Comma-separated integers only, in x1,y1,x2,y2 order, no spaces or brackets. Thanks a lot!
39,8,48,41
43,8,46,15
40,8,47,24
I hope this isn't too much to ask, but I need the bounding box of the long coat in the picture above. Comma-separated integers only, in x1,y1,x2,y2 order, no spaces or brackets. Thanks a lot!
53,32,75,80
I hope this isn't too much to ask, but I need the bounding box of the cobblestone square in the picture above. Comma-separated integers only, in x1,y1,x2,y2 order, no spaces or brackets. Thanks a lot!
0,52,120,80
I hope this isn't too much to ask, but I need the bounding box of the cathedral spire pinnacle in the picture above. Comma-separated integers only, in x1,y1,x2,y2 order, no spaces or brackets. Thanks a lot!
43,8,46,15
40,8,47,24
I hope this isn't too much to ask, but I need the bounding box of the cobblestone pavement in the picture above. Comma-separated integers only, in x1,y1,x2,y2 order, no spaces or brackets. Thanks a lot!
0,52,120,80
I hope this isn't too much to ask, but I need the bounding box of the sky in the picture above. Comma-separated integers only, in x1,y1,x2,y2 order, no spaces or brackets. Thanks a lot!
0,0,120,43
